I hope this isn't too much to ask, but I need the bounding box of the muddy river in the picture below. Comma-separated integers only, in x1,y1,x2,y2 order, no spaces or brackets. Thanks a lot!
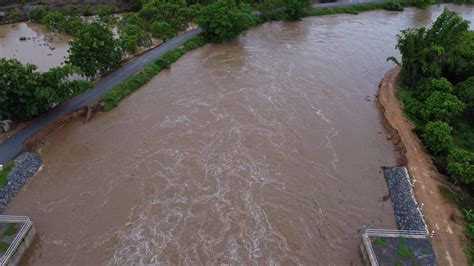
0,22,71,72
5,4,474,265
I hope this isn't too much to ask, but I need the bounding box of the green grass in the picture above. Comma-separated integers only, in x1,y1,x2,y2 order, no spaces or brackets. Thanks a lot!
397,246,415,259
3,224,16,236
0,161,15,190
101,35,207,111
306,3,389,17
0,241,8,253
372,238,388,248
438,185,474,263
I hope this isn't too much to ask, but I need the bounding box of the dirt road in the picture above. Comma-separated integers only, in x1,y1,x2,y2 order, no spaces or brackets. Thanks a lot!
378,67,467,265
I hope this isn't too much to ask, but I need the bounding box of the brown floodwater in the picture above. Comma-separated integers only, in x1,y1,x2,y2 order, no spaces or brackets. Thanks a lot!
6,4,474,265
0,22,71,72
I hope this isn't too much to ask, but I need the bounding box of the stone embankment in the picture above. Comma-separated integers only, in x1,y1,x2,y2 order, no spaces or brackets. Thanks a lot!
0,153,42,213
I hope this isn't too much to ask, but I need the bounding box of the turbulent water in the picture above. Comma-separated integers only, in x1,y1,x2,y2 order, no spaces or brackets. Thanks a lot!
6,5,474,265
0,22,70,72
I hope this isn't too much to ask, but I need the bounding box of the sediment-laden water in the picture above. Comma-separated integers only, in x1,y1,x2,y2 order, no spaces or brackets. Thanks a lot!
0,22,71,72
6,4,474,265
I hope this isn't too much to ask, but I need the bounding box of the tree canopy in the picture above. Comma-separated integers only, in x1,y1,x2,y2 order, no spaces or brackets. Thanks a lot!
197,0,256,43
67,22,123,79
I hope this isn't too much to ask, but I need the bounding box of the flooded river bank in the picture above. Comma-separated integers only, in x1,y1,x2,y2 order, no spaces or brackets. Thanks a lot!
0,22,71,72
5,4,474,265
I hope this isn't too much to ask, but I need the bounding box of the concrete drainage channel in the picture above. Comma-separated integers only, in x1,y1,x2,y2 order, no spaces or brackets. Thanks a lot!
359,167,436,265
0,153,42,265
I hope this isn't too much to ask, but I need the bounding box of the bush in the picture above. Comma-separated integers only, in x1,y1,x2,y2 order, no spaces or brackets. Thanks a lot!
139,0,190,31
0,161,15,190
420,91,465,123
415,77,455,100
282,0,311,20
457,76,474,116
197,0,256,43
422,121,453,155
67,22,123,79
384,2,404,11
150,21,176,41
447,148,474,184
28,6,47,21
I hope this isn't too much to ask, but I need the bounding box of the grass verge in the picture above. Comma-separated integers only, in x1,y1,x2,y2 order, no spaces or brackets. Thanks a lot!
0,162,15,190
438,185,474,263
100,35,207,111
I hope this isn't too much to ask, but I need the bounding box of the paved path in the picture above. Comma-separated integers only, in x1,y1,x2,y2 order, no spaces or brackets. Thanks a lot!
0,1,390,164
0,28,202,164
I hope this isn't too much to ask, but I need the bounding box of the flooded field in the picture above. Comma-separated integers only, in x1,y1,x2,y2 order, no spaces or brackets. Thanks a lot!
5,4,474,265
0,22,71,72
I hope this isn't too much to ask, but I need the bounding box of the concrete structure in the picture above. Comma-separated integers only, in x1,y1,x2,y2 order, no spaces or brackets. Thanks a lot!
0,216,35,266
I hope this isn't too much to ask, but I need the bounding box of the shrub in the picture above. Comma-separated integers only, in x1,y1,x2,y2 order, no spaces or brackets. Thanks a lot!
67,22,123,79
422,121,453,155
420,91,465,123
139,0,190,31
384,2,404,11
150,21,176,41
282,0,311,20
28,6,47,21
197,0,256,43
0,161,15,189
447,148,474,184
457,76,474,116
415,77,455,100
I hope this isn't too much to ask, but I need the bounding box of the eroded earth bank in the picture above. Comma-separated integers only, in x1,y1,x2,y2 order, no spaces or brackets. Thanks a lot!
5,4,474,265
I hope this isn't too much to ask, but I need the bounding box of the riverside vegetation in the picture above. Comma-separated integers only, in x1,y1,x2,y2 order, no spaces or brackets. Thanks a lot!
389,8,474,261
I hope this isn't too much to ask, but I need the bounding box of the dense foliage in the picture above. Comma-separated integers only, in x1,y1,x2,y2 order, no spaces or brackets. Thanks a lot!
197,0,256,42
393,10,474,247
260,0,310,21
118,13,153,53
67,22,123,79
0,59,91,121
139,0,190,31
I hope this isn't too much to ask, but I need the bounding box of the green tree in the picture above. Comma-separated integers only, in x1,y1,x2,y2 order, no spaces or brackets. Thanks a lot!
42,11,66,32
97,5,116,24
67,22,123,79
447,148,474,184
282,0,310,20
422,121,453,155
0,59,92,121
150,21,176,41
139,0,190,31
394,9,470,87
415,77,454,100
28,6,47,22
457,76,474,116
197,0,256,43
420,91,465,123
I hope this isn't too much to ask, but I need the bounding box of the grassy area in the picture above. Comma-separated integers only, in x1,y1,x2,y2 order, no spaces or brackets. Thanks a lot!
101,36,207,111
3,224,17,237
0,241,8,253
0,162,15,190
439,185,474,263
306,3,391,17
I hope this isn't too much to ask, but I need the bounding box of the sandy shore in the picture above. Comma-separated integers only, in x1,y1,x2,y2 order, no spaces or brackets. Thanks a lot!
377,67,467,265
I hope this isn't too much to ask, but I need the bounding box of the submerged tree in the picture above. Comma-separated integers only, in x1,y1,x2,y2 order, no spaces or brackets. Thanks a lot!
197,0,256,43
67,22,123,79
